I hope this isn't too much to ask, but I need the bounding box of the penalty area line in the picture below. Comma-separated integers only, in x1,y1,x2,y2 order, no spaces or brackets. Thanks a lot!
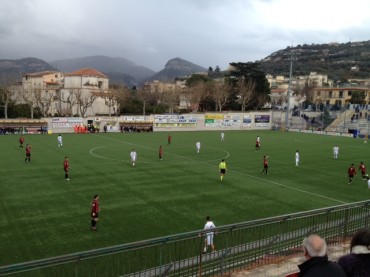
228,168,347,205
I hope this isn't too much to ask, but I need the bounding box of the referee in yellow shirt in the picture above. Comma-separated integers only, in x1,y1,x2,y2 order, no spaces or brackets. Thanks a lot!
219,159,227,181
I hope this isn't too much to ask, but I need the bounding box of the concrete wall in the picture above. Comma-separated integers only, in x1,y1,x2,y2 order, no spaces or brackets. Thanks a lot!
45,111,275,133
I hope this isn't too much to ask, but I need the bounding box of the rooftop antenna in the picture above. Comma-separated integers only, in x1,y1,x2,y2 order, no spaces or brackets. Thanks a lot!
285,42,293,128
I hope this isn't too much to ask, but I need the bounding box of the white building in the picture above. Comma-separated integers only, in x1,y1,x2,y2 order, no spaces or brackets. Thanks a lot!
21,68,117,117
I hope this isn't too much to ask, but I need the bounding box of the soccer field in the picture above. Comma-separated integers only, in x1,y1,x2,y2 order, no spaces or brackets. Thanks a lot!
1,130,369,266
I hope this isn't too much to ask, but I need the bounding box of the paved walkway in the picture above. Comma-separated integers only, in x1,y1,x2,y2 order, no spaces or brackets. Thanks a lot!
229,243,350,277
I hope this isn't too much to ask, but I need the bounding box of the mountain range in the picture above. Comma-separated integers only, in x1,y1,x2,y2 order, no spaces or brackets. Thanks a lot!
259,40,370,80
0,55,207,87
2,40,370,86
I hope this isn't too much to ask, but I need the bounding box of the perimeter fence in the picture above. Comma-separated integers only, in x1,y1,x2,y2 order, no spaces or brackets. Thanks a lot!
0,200,369,277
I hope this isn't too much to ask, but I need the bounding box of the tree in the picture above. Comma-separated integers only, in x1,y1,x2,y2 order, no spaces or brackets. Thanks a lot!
159,85,180,113
22,87,36,119
350,91,366,104
0,73,21,119
182,81,206,112
136,85,152,115
210,79,233,112
59,89,78,116
186,74,210,87
76,89,98,117
100,86,122,116
33,89,54,117
237,77,255,111
229,62,270,110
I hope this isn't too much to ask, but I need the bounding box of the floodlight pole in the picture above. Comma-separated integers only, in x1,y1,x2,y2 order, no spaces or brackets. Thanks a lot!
285,49,293,128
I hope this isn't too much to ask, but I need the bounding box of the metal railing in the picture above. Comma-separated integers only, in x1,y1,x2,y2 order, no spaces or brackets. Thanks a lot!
1,200,369,277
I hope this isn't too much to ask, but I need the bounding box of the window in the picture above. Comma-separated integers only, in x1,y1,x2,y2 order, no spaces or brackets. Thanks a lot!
348,91,352,96
339,91,343,98
329,91,333,98
317,91,321,96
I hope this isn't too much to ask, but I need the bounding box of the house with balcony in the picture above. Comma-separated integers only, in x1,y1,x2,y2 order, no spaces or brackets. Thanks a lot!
313,86,370,108
21,71,64,117
61,68,115,117
20,68,116,117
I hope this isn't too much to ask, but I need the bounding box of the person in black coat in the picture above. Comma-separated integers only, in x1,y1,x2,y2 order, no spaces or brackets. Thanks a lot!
338,229,370,277
297,234,346,277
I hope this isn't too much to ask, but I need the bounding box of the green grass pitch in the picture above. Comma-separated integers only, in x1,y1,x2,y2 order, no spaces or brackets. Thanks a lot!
0,130,369,265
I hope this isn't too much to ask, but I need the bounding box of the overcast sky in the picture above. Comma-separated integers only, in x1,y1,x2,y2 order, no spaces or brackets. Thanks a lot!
1,0,370,71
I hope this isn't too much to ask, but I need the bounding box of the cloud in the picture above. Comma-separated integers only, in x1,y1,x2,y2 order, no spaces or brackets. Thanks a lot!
1,0,370,71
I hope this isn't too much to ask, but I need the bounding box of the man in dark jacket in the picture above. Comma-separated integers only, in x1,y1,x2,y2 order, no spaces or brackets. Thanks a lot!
298,234,346,276
337,229,370,277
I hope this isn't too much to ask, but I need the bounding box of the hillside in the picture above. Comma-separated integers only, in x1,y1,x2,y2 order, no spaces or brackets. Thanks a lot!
149,58,207,81
0,58,56,81
259,40,370,80
50,55,155,85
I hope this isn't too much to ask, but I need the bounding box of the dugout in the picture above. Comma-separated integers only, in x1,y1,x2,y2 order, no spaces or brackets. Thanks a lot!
348,129,360,138
119,122,153,132
0,119,48,134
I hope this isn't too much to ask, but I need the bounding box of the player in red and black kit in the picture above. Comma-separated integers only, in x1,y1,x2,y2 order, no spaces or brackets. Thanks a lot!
348,163,357,184
64,157,70,181
359,161,367,180
19,135,25,149
24,144,31,163
91,194,100,231
167,135,172,145
262,155,269,175
159,145,163,160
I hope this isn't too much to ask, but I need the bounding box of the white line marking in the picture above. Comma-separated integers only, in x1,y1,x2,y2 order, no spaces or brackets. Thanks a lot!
89,136,229,164
92,134,347,204
228,168,347,204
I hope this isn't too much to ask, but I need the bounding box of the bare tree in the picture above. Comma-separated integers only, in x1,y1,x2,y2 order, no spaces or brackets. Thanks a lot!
159,86,180,113
76,89,98,117
0,73,20,119
210,80,233,112
100,89,119,116
237,77,255,111
22,87,36,119
255,92,269,110
33,89,54,117
183,81,206,112
59,89,79,116
136,85,151,115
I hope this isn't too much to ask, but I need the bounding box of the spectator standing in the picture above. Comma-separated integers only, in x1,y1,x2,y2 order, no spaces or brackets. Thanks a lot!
297,234,346,276
338,229,370,277
203,216,216,254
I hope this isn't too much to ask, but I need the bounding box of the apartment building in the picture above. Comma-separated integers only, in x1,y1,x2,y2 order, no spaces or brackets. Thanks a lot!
20,68,116,117
313,86,370,107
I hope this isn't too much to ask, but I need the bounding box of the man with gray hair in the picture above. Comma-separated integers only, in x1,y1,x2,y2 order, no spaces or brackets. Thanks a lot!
297,234,346,276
